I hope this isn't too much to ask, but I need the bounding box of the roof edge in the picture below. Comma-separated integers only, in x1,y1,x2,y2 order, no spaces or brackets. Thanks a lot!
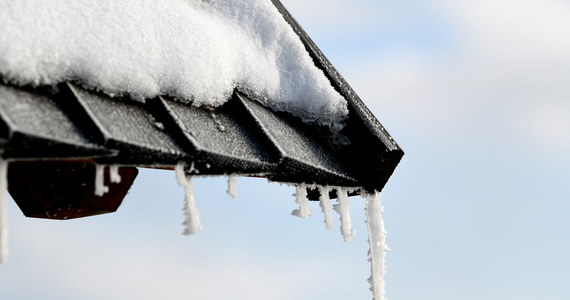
270,0,403,154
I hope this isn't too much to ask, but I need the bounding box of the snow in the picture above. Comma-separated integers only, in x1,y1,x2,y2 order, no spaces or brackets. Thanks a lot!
365,191,389,300
175,162,203,235
109,165,122,184
291,183,311,218
226,175,238,198
0,160,8,263
94,164,109,197
0,0,348,127
318,185,334,230
333,187,356,242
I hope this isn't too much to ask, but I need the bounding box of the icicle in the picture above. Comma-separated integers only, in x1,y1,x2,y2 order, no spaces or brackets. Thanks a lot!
291,183,311,218
365,190,389,300
0,160,8,263
333,187,355,242
94,164,109,197
318,185,334,230
175,162,203,235
175,162,186,183
226,174,238,198
109,164,122,184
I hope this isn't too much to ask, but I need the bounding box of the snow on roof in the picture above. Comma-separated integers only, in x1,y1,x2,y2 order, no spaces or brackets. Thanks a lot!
0,0,347,127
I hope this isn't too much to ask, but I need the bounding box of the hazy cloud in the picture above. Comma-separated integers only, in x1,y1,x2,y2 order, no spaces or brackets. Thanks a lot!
331,0,570,155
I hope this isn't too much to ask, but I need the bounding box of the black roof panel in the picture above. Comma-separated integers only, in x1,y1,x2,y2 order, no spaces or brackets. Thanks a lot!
0,84,111,159
0,0,403,196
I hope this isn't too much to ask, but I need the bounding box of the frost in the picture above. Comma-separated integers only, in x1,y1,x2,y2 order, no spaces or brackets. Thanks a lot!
187,161,198,174
226,174,238,198
365,191,389,300
94,164,109,197
175,162,203,235
210,112,227,133
109,164,121,184
333,187,355,242
0,0,348,127
318,185,334,230
291,183,311,218
0,160,8,263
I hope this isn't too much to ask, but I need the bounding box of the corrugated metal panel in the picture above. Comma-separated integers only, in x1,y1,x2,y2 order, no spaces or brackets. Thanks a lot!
0,82,364,187
237,93,358,187
65,84,189,166
155,94,278,175
0,84,111,160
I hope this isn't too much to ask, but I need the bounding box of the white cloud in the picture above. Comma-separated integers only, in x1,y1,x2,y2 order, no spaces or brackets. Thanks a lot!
2,213,319,300
280,0,395,35
518,99,570,155
329,0,570,154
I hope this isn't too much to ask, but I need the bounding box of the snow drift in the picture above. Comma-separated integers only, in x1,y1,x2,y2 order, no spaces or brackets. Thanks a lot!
0,0,348,127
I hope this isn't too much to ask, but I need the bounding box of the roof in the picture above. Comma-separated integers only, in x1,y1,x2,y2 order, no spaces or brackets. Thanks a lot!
0,0,403,206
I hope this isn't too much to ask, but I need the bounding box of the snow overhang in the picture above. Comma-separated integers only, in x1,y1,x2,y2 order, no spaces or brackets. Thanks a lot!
0,0,403,217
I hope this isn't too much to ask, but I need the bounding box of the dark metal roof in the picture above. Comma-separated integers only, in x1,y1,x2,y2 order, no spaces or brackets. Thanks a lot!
0,0,403,203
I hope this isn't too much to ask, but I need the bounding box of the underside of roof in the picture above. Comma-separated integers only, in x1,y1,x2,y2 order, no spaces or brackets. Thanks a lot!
0,0,403,214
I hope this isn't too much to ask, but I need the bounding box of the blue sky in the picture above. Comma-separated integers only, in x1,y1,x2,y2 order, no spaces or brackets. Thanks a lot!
2,0,570,299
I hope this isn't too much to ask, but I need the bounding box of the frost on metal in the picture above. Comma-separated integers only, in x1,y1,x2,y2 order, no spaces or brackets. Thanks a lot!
365,191,389,300
0,159,8,263
175,162,203,235
0,0,348,127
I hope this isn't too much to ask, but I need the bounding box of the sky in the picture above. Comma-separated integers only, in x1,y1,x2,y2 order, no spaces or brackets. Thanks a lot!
2,0,570,299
